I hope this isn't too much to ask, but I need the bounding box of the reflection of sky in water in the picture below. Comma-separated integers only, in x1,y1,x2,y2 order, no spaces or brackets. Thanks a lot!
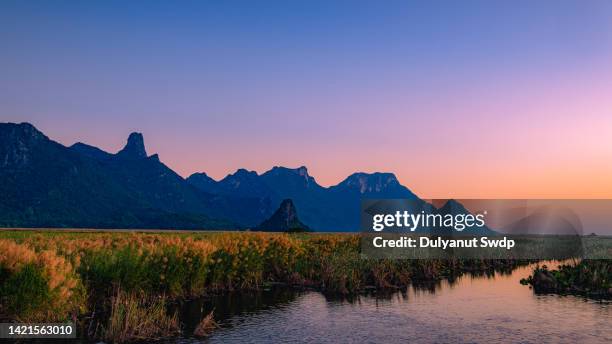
187,263,610,343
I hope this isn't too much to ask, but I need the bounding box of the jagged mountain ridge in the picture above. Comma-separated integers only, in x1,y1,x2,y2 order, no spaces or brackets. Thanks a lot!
186,165,419,230
2,122,477,231
0,122,262,229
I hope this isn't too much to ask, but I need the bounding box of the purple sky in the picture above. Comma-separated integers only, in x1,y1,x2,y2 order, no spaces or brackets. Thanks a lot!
1,1,612,198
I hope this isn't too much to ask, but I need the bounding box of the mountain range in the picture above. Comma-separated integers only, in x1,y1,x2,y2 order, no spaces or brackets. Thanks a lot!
0,122,471,231
186,165,420,230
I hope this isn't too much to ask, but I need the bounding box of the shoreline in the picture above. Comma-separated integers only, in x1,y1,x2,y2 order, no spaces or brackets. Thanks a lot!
1,230,609,342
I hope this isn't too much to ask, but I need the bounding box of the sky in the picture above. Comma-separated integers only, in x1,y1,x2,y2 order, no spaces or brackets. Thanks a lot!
1,1,612,198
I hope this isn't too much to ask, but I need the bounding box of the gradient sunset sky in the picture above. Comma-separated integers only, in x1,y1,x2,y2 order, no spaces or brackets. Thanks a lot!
1,1,612,198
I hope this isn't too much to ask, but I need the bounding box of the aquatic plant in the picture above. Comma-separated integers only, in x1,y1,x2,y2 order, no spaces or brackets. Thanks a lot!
523,260,611,297
193,311,218,338
103,289,180,342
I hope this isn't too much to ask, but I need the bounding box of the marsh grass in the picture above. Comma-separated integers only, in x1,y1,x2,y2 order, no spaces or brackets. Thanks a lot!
0,230,535,341
103,289,180,343
0,239,84,322
524,260,611,297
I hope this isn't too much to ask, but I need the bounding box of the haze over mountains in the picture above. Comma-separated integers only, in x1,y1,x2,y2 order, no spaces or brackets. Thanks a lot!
1,122,465,231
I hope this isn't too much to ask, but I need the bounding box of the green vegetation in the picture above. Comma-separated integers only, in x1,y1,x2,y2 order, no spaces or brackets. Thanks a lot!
102,290,180,342
0,238,84,322
0,230,535,342
522,260,611,298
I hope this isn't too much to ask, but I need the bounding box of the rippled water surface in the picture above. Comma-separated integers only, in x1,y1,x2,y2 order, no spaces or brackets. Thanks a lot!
177,262,610,343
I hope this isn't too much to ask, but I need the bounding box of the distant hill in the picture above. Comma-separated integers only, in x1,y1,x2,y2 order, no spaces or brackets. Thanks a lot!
433,199,497,235
1,122,486,231
187,166,422,231
255,199,310,232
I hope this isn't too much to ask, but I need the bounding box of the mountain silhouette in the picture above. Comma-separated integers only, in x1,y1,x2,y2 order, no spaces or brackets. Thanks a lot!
0,122,240,229
255,199,310,232
186,172,218,193
116,132,147,159
330,172,417,197
433,199,496,235
187,167,422,230
1,122,484,231
188,168,275,199
327,172,422,230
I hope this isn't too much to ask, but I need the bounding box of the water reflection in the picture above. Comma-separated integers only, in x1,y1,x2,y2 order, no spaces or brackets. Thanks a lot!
177,262,610,344
176,287,300,333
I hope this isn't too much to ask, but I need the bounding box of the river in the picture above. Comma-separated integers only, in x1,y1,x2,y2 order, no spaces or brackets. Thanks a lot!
176,262,611,343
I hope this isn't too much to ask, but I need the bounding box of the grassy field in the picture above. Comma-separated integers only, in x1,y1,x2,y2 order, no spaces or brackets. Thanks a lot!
0,230,580,342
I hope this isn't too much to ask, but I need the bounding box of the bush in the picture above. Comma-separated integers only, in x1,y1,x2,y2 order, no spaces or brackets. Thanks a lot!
0,239,84,321
1,263,50,319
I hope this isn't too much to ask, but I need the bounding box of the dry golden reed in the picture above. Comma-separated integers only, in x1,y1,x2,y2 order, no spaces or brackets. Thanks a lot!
103,289,180,343
0,230,528,341
193,310,219,338
0,239,83,321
